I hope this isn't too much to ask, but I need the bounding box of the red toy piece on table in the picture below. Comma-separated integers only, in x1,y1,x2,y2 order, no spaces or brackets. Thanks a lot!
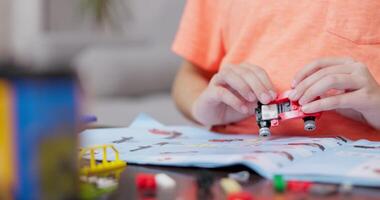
136,173,157,191
227,191,254,200
255,90,322,137
287,180,313,192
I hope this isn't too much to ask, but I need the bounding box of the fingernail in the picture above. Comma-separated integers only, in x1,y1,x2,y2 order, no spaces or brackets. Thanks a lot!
301,105,311,113
269,90,277,99
260,93,271,104
291,80,297,88
247,92,256,102
241,105,249,113
299,97,310,105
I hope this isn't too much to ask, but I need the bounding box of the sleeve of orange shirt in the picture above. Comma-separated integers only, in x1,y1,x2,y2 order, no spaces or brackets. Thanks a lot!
172,0,226,72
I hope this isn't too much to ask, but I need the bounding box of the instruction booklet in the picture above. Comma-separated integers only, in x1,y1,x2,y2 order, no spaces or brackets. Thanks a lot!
80,114,380,187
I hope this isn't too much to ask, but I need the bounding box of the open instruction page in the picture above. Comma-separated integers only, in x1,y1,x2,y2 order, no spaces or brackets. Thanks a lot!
80,114,380,187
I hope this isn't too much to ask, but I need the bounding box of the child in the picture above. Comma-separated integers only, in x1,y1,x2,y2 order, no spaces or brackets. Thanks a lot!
171,0,380,140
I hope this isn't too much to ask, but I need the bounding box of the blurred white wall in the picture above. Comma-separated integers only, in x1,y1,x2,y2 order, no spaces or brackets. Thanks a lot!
0,0,11,57
46,0,95,32
11,0,44,61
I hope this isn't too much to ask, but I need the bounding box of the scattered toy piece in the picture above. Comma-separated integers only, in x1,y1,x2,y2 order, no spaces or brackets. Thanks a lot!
273,175,286,193
227,191,254,200
309,184,338,196
220,178,242,194
155,173,176,190
79,175,118,199
228,171,250,183
287,180,312,192
339,182,353,195
136,173,157,191
96,178,118,189
220,178,254,200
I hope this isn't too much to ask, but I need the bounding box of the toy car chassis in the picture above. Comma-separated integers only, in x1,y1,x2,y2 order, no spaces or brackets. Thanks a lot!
255,91,322,137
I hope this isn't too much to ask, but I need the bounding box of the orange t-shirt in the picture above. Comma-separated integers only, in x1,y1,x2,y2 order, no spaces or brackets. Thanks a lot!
172,0,380,140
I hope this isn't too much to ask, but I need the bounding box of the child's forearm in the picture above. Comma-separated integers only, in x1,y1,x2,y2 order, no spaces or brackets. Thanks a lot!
171,61,211,123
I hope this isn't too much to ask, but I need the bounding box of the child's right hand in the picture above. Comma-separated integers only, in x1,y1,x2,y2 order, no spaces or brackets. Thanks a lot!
191,63,277,126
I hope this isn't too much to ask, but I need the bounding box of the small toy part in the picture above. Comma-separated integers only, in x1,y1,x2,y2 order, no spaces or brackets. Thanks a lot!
303,117,316,131
287,180,312,192
228,171,250,183
79,182,118,199
96,178,118,189
221,178,254,200
309,184,338,196
259,127,271,137
227,191,254,200
255,90,322,137
155,173,176,190
273,175,286,193
81,176,118,189
136,173,177,199
136,173,157,191
220,178,242,194
339,182,353,195
79,144,127,175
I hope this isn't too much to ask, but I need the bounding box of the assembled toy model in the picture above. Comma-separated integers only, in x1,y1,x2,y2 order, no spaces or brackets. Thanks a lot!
255,91,322,137
79,144,126,176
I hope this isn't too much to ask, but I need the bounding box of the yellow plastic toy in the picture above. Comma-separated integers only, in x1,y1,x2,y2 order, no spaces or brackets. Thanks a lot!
79,144,127,176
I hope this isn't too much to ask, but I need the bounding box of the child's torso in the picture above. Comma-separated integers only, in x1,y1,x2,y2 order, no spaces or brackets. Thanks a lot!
214,0,380,140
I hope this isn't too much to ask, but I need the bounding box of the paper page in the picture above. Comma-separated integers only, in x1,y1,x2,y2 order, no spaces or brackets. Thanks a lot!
80,124,343,179
279,140,380,186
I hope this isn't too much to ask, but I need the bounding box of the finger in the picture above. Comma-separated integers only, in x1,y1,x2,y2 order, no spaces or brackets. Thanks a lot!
289,64,356,101
301,93,355,113
211,69,256,102
224,69,257,102
240,63,277,98
292,57,355,88
235,67,273,104
224,84,258,104
298,74,362,105
246,101,259,114
211,86,248,114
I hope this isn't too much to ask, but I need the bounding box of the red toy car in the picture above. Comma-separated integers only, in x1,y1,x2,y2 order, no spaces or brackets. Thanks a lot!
255,90,322,137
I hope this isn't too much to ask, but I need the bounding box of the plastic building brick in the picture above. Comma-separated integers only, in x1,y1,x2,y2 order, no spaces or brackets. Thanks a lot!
221,178,253,200
255,90,322,137
287,180,312,192
79,144,127,175
227,191,254,200
220,178,242,194
273,174,286,193
155,173,176,190
136,173,157,190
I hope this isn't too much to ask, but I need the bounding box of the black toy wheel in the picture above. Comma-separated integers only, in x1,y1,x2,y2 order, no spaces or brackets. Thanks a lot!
303,117,316,131
258,120,271,137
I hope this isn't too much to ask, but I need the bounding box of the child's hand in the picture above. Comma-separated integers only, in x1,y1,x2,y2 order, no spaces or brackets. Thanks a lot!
192,63,277,126
289,57,380,129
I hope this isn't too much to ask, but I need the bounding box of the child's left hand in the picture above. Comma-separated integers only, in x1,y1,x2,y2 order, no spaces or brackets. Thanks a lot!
288,57,380,130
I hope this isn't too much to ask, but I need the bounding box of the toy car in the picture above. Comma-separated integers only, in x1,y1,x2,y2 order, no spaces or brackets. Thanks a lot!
255,90,322,137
